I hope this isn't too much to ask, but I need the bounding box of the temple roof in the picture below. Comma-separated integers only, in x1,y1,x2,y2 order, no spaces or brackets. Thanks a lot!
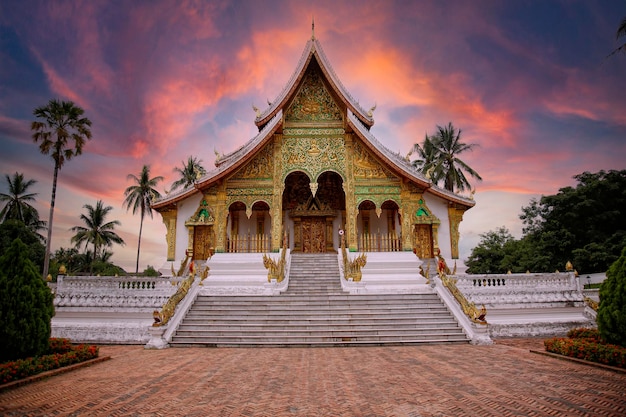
151,112,282,210
347,112,475,208
254,36,375,130
152,35,476,211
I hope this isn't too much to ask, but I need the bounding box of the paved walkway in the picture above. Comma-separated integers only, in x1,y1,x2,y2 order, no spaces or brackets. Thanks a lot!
1,339,625,416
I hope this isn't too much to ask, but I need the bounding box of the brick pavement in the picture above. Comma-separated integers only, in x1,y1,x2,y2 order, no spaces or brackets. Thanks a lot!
0,339,624,416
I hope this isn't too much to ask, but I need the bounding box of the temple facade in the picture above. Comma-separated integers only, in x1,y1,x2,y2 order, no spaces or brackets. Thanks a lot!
151,33,475,266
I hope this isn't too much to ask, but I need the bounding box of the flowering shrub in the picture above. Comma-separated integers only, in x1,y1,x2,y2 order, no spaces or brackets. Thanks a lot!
0,338,99,384
544,328,626,369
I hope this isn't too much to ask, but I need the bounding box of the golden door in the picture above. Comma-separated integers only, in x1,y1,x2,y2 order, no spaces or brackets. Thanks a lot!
193,226,214,261
302,217,326,253
413,224,433,259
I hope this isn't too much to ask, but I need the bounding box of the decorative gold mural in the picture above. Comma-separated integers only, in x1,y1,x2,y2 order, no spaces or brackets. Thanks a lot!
353,140,395,179
285,67,343,123
448,206,465,259
282,137,345,180
232,143,274,180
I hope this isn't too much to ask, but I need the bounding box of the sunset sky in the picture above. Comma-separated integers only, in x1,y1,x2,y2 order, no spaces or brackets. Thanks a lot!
1,0,624,271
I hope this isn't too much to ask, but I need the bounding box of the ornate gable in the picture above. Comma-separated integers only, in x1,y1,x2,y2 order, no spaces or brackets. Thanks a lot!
352,140,397,180
231,143,274,180
285,65,342,124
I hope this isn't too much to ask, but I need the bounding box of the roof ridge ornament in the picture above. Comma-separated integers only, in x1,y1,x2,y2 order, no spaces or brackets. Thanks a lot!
311,16,315,40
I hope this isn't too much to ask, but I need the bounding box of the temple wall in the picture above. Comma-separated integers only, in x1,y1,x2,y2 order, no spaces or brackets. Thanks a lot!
175,193,203,261
423,194,452,259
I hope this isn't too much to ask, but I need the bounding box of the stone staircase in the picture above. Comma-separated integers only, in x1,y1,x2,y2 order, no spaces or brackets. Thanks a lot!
170,253,469,346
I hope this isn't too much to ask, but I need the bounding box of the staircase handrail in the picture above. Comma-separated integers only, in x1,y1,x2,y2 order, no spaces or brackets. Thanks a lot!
263,233,289,282
340,231,366,282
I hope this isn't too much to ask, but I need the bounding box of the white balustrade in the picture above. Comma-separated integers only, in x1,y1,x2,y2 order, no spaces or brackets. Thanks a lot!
453,272,583,308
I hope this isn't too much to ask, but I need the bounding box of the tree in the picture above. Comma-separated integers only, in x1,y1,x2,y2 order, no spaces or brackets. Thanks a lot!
0,172,38,224
411,122,482,192
607,16,626,58
170,156,206,192
0,220,46,273
597,246,626,347
0,238,55,362
519,170,626,273
32,99,92,279
0,172,46,239
123,165,163,273
70,200,124,268
466,227,515,274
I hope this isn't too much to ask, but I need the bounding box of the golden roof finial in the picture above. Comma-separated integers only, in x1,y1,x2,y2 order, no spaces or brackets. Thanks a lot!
312,16,315,40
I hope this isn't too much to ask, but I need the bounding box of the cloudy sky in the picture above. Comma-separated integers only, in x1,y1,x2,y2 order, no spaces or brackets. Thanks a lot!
1,0,624,271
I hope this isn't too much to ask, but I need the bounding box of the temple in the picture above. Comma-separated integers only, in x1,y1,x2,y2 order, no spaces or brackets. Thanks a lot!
151,32,475,266
49,32,595,347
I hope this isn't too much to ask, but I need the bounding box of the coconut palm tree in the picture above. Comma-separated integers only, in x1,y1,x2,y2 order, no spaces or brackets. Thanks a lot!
0,172,47,240
123,165,163,274
170,156,206,192
412,122,482,192
70,200,124,268
32,99,92,278
0,172,38,223
607,16,626,58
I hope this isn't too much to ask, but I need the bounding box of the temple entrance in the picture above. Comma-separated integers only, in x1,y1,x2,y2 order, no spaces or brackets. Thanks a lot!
413,224,433,259
193,225,214,261
301,217,326,253
283,171,345,252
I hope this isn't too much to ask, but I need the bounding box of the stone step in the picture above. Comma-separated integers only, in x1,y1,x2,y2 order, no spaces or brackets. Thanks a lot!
170,252,468,347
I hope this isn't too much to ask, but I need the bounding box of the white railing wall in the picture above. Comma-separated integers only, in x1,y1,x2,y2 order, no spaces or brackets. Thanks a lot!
453,272,584,308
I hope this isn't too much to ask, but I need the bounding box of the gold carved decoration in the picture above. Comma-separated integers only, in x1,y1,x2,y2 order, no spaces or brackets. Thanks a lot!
448,206,465,259
340,232,366,281
285,67,342,123
441,273,488,324
185,198,214,226
353,141,395,179
263,233,288,282
153,269,195,327
161,208,177,261
282,137,345,181
232,143,274,179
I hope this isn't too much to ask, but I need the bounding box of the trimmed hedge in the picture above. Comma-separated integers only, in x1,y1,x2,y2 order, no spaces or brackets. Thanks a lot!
544,328,626,369
0,338,99,384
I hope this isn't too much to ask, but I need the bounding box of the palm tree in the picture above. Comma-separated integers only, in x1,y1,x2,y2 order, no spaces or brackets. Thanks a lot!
170,156,206,191
32,99,92,278
412,122,482,192
607,16,626,58
0,172,47,240
123,165,163,273
70,200,124,268
0,172,38,223
411,134,438,175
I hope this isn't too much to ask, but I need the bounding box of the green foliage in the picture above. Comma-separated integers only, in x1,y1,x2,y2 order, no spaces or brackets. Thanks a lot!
170,156,206,192
70,200,125,263
466,227,514,274
520,170,626,273
597,246,626,347
124,165,163,274
0,339,99,384
0,172,46,239
0,239,55,362
467,170,626,274
0,220,46,274
142,265,160,277
410,123,482,192
544,328,626,368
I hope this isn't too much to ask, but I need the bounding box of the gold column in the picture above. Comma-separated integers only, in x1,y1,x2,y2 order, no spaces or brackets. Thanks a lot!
344,133,357,251
271,133,284,252
161,208,178,261
448,206,464,259
214,184,227,253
